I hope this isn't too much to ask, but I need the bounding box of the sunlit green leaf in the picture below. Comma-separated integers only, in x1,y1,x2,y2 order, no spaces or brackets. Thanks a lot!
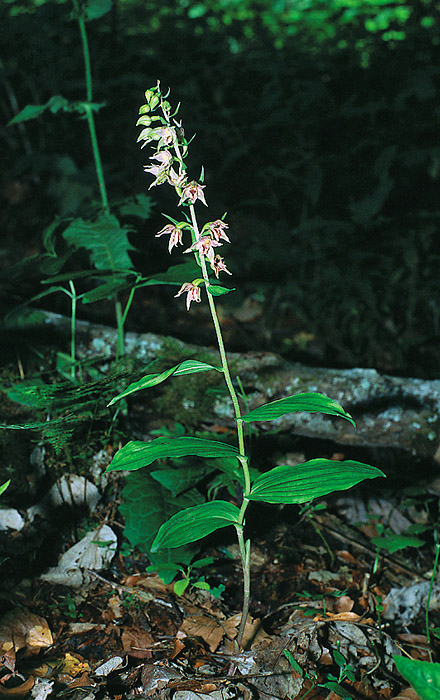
248,460,384,504
393,656,440,700
107,436,240,472
108,359,222,405
242,392,355,427
85,0,112,20
63,214,135,272
151,500,241,551
0,480,10,496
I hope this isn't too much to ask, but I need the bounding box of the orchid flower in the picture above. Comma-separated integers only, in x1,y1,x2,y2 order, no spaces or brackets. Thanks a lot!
185,236,222,264
174,282,201,310
206,220,230,243
178,180,207,206
210,254,232,278
155,224,183,253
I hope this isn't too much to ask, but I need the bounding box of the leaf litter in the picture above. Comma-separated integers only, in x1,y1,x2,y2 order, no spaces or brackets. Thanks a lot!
1,446,439,700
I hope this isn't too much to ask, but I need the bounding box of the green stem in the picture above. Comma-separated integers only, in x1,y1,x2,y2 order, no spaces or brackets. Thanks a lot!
115,299,124,361
69,280,77,381
170,114,251,649
77,13,109,213
426,542,440,645
77,6,126,357
187,202,252,648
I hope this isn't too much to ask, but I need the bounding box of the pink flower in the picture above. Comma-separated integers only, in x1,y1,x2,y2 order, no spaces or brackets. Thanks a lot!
185,236,222,264
156,224,183,253
174,282,201,310
210,254,232,278
154,126,177,147
178,181,207,206
150,150,173,166
167,168,187,187
206,220,230,243
143,163,168,188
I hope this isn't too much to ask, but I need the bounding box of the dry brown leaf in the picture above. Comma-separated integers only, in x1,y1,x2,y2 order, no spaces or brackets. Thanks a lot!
179,609,225,652
222,614,270,652
313,611,363,622
121,626,154,658
0,609,52,672
334,595,355,613
390,688,421,699
0,676,35,697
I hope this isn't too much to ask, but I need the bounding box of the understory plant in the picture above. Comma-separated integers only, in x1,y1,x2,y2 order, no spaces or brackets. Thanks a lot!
106,82,385,650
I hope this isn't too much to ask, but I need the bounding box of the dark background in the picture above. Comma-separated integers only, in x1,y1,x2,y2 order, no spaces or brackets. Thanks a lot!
2,0,440,376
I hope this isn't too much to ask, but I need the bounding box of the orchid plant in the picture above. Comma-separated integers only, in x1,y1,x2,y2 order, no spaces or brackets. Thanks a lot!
106,82,385,651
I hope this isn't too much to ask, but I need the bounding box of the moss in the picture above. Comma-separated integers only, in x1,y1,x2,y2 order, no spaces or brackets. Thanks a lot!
155,369,225,428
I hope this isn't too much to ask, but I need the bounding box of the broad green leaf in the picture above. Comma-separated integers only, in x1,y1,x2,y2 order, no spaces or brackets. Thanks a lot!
206,285,235,296
151,464,214,497
371,534,424,554
174,578,190,596
62,214,135,272
141,261,200,286
107,436,240,472
242,392,356,427
108,359,222,405
393,656,440,700
0,480,10,496
151,500,241,551
85,0,112,20
120,470,201,566
321,682,352,700
248,460,384,504
82,277,134,303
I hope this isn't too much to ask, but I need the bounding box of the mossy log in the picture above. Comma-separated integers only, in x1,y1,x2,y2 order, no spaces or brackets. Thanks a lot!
41,311,440,458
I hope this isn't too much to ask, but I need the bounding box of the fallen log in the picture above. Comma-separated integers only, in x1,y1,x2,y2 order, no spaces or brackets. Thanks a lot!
39,310,440,458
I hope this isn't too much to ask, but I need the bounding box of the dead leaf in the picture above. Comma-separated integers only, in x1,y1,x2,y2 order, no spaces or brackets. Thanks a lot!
0,676,35,697
0,609,52,671
179,608,225,653
222,614,269,651
121,627,154,659
390,688,421,700
334,596,355,613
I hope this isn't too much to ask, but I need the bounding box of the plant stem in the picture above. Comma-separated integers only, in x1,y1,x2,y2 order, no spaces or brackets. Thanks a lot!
77,7,125,357
426,542,440,645
187,200,252,648
69,280,77,381
77,13,109,213
170,112,252,648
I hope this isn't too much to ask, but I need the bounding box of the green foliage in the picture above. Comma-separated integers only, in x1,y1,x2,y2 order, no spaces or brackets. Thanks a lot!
108,360,222,406
0,480,10,496
107,436,240,471
62,214,135,272
393,656,440,700
151,501,241,551
248,460,384,504
241,393,356,426
119,469,202,566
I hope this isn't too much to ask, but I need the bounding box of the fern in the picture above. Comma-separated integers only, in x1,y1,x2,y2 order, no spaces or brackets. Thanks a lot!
62,213,135,272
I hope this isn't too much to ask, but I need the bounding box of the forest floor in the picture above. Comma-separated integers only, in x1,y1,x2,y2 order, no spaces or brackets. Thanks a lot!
0,306,439,700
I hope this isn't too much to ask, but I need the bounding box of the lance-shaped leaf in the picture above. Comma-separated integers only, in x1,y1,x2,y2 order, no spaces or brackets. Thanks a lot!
107,436,240,472
248,459,385,504
242,392,356,428
151,500,241,551
108,359,222,405
206,285,235,296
